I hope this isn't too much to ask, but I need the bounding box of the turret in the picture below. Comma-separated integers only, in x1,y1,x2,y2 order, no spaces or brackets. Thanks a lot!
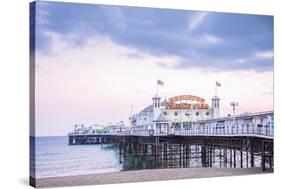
152,95,161,121
212,96,220,118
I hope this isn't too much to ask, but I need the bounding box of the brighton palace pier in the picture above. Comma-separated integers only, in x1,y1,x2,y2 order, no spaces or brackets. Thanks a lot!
68,94,274,171
130,94,221,135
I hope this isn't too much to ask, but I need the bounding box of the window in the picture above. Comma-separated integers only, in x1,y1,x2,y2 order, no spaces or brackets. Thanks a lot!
174,112,178,116
185,112,190,117
206,112,209,116
196,112,199,116
163,111,168,116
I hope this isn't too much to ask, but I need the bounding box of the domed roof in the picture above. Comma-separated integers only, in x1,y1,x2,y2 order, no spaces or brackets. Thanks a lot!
140,104,153,113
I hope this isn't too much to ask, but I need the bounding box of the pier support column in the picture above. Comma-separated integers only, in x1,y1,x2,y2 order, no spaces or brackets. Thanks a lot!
251,151,254,168
196,145,200,164
144,144,147,159
250,140,254,168
219,147,222,168
209,147,212,167
119,142,122,164
186,144,190,167
164,143,167,167
128,142,132,154
182,144,185,168
155,137,160,168
230,149,232,167
123,142,126,160
179,143,182,167
233,149,236,168
246,149,249,168
201,144,206,167
240,149,243,168
134,143,137,156
223,148,227,168
261,140,266,171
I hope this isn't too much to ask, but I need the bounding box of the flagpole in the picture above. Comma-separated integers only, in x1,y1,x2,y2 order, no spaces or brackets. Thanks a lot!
156,79,158,95
215,83,217,97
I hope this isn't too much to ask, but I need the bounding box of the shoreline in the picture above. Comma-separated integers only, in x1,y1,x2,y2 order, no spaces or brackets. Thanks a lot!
31,167,273,188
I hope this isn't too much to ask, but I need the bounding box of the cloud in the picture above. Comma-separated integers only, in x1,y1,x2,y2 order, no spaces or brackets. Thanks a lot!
35,2,273,72
255,51,274,58
236,58,247,64
229,50,273,71
124,52,145,59
36,1,50,26
38,31,84,56
188,12,208,31
260,91,273,95
155,56,182,68
100,6,127,32
204,34,222,44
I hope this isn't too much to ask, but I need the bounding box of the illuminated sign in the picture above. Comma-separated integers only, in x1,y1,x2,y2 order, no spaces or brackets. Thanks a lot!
165,95,209,109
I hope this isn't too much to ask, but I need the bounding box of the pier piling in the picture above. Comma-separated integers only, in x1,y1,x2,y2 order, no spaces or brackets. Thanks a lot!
67,134,273,171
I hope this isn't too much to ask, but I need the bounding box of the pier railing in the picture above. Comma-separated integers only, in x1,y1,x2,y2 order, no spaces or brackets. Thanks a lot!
69,125,273,139
68,123,273,139
173,123,273,138
129,123,273,139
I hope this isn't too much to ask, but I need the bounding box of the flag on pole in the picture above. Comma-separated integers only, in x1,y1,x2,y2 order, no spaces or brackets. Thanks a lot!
216,81,221,87
157,79,164,86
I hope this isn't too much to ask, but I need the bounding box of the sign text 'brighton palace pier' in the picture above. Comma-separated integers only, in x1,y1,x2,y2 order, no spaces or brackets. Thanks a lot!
165,95,209,109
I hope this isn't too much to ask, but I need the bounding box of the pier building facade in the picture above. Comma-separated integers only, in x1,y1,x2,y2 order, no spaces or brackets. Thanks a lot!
130,94,220,134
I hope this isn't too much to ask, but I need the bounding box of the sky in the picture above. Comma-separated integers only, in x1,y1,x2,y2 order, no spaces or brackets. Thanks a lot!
34,1,273,136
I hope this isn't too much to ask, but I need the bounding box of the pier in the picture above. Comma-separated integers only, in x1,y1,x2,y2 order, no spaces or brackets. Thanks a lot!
68,111,273,171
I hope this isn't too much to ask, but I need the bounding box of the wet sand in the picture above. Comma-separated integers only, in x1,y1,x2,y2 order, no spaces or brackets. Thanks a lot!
33,167,273,188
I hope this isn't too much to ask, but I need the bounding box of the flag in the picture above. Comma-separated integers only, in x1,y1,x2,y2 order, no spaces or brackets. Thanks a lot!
157,79,164,86
216,81,221,87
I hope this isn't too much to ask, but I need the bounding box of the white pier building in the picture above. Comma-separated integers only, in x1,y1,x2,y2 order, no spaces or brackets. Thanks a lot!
129,94,273,137
130,94,220,133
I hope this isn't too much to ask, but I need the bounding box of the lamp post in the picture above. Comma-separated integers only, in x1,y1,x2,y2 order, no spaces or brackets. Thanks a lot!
230,102,239,133
230,102,239,116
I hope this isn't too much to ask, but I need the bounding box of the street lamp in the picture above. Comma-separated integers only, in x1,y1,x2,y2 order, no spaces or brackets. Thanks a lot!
230,102,239,133
230,102,239,116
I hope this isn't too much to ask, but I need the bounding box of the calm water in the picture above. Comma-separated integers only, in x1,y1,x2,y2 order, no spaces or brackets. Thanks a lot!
31,136,122,178
30,136,264,178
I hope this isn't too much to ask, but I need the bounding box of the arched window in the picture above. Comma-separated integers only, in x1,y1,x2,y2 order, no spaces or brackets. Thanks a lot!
174,112,178,116
196,112,199,116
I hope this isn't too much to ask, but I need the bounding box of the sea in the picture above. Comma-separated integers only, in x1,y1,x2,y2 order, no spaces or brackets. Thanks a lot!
30,136,263,178
30,136,122,178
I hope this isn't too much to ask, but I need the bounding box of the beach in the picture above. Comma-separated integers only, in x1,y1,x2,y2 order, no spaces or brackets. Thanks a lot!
33,167,273,188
